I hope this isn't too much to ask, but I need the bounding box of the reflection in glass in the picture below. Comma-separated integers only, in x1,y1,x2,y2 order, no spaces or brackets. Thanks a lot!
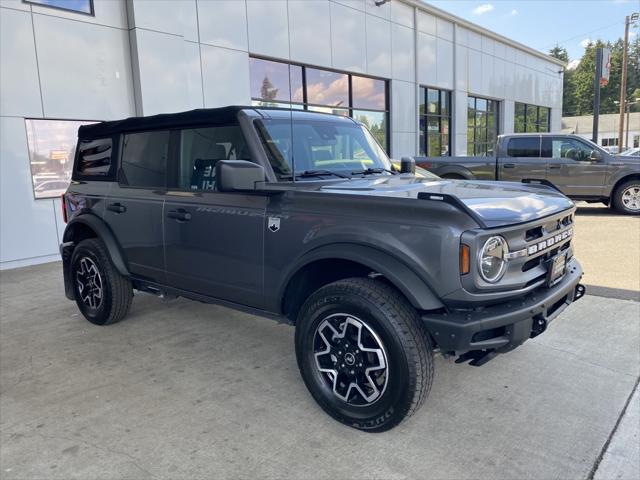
26,119,95,199
305,68,348,107
250,58,303,104
307,106,349,116
353,110,387,150
352,76,386,110
420,87,451,157
26,0,93,15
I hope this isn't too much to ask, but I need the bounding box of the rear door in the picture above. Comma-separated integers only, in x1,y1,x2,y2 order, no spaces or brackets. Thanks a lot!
103,130,168,282
497,136,547,183
163,124,266,308
543,136,608,197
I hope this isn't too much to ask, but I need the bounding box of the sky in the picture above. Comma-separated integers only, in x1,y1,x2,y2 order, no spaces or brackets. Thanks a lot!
425,0,639,64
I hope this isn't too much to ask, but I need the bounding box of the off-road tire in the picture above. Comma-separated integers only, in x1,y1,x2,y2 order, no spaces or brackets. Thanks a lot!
612,179,640,215
295,277,434,432
70,238,133,325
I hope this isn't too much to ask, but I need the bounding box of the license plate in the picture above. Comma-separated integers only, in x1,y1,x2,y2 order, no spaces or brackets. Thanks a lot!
546,253,567,287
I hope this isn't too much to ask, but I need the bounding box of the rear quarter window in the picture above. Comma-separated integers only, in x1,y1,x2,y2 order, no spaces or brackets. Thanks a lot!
507,137,541,158
77,138,113,176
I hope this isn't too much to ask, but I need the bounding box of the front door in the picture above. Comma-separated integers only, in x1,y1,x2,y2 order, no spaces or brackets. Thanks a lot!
497,136,547,183
543,136,608,197
103,130,169,282
163,124,266,308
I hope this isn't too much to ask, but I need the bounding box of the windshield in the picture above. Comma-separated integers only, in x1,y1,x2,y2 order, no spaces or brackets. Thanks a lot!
255,117,392,180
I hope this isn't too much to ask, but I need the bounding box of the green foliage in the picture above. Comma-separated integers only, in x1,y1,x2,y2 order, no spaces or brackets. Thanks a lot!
551,35,640,117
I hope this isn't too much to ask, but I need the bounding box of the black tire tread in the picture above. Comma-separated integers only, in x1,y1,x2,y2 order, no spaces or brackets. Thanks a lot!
299,277,434,430
74,238,133,325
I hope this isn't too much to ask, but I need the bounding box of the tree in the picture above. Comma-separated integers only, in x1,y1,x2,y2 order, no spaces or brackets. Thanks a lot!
260,76,278,103
549,45,576,116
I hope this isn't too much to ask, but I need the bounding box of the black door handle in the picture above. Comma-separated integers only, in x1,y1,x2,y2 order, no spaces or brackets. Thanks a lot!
107,203,126,213
167,209,192,222
503,163,515,169
549,165,562,169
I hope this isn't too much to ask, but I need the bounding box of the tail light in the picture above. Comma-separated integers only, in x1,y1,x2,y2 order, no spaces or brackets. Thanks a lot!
61,193,68,223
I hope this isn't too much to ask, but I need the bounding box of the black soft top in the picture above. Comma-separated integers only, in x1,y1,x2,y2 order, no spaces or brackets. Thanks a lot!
78,106,246,139
78,105,359,139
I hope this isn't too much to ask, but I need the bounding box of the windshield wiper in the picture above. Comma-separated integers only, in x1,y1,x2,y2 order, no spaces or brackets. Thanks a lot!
296,169,351,179
351,167,398,176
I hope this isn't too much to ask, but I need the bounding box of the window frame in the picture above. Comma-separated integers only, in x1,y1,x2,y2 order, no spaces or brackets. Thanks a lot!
249,56,390,153
467,96,500,157
419,86,452,157
514,102,551,133
23,0,94,16
166,123,254,192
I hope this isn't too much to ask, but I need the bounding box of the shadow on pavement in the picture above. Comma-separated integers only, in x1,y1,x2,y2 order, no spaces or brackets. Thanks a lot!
586,285,640,302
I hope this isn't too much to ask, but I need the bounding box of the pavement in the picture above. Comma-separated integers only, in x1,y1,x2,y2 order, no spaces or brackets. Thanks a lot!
1,207,639,480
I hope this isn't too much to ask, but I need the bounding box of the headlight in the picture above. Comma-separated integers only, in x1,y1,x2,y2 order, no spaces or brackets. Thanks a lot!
479,236,508,283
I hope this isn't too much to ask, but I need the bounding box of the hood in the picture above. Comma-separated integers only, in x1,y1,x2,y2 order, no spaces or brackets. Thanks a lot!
319,176,574,228
613,155,640,164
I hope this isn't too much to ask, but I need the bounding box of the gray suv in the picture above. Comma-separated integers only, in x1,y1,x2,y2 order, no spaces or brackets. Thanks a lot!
61,107,585,431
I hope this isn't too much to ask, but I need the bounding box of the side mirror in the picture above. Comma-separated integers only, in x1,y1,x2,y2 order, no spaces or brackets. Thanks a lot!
400,156,416,174
215,160,265,192
589,150,602,161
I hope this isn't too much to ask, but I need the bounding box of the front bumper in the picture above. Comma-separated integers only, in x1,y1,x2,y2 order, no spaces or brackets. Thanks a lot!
421,258,584,364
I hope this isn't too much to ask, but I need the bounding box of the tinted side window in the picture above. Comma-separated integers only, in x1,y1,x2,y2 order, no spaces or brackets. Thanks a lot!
543,137,595,161
77,138,112,176
120,131,169,188
173,125,251,191
507,137,540,157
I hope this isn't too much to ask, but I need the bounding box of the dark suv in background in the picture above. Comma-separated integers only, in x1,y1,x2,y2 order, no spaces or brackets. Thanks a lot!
61,107,584,431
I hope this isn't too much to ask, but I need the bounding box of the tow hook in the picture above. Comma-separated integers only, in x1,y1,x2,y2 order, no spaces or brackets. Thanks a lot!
455,349,497,367
574,283,586,301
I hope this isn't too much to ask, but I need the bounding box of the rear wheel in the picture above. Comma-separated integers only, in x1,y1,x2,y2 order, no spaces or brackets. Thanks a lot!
70,238,133,325
295,278,434,432
613,180,640,215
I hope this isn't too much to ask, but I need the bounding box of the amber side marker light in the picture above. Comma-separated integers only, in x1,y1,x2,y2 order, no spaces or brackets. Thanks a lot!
61,193,68,224
460,244,470,275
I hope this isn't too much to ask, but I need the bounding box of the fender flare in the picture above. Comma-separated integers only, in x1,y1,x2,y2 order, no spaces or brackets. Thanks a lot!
432,165,475,179
63,214,129,276
278,243,444,311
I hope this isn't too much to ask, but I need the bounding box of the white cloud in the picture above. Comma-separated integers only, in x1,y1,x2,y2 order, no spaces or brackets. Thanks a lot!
567,59,580,70
472,3,494,15
510,9,518,16
580,38,592,48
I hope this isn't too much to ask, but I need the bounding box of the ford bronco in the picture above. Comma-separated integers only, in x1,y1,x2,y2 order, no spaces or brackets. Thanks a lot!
61,107,585,432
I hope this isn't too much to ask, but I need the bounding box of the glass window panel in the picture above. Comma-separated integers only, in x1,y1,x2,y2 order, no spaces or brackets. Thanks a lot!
515,102,526,133
427,133,440,157
441,134,450,156
305,68,348,107
441,91,450,118
353,110,386,150
121,131,169,188
352,75,386,110
441,118,449,135
77,138,112,176
25,119,95,199
250,58,301,104
251,100,304,109
427,89,439,114
419,88,426,116
476,98,487,112
468,97,475,111
175,125,251,191
307,105,349,116
539,107,549,132
290,64,303,103
507,137,541,157
26,0,93,15
427,117,439,133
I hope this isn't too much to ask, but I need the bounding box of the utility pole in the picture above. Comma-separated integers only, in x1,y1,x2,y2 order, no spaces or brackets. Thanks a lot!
592,48,603,143
619,13,640,151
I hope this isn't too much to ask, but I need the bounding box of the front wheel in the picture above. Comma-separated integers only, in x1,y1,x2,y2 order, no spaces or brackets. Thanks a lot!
613,180,640,215
295,278,434,432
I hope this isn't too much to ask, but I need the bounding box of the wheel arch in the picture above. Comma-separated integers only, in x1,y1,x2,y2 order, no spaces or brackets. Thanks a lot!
279,244,444,323
610,173,640,198
63,214,129,276
434,166,475,180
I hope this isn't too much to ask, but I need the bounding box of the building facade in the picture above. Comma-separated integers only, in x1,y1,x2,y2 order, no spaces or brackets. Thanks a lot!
0,0,564,269
562,112,640,151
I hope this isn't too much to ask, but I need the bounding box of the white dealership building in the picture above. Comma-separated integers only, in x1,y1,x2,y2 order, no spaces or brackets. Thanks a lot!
0,0,564,269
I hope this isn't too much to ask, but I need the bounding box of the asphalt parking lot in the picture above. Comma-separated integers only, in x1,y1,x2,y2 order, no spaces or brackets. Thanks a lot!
1,205,639,480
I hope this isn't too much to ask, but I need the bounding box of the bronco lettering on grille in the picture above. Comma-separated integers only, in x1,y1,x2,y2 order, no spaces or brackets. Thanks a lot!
527,228,573,256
